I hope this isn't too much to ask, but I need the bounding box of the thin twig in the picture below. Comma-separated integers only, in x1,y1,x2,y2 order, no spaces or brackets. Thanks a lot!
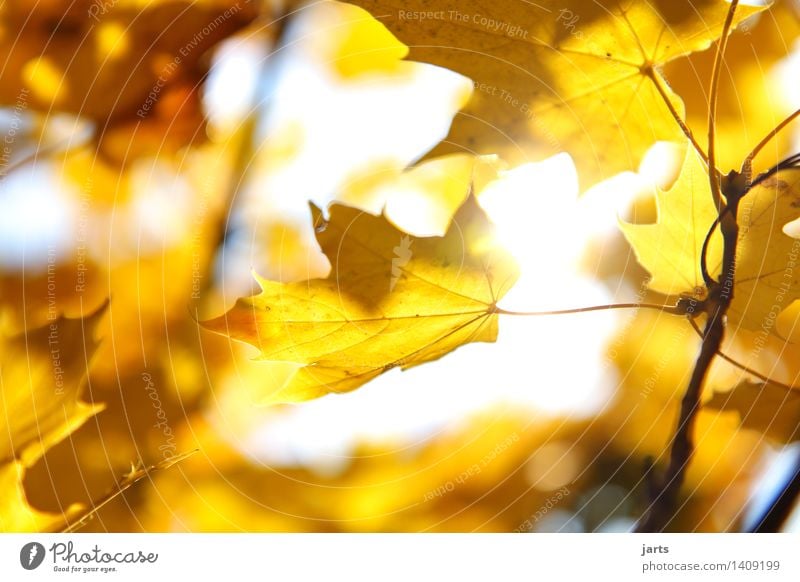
60,449,198,533
743,108,800,174
0,132,91,178
750,152,800,189
707,0,739,209
687,318,800,392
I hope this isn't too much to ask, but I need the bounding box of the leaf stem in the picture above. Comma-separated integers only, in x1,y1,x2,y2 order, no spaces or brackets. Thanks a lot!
700,215,721,287
647,68,709,165
495,302,685,317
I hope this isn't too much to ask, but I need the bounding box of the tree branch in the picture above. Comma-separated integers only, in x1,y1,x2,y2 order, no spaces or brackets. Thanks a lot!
636,171,745,532
632,0,749,533
635,297,723,531
748,448,800,532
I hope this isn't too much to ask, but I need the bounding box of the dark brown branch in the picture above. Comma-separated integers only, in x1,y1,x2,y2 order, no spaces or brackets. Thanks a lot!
637,171,744,532
634,0,747,533
635,297,723,531
749,448,800,532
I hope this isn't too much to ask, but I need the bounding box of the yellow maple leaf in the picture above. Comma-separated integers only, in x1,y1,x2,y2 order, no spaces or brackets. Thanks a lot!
732,171,800,330
705,381,800,444
315,0,411,78
203,196,518,403
339,153,504,236
621,149,800,331
1,308,105,466
0,462,83,532
0,307,106,532
620,146,723,296
347,0,762,186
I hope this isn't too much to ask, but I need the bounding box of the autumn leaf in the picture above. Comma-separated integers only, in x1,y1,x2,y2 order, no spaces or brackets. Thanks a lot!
0,307,106,532
314,0,411,78
705,381,800,444
1,307,106,466
112,405,739,532
133,413,543,532
620,146,723,296
2,0,798,536
621,150,800,331
338,153,504,236
347,0,762,186
730,171,800,330
0,462,83,532
250,152,502,285
203,195,518,403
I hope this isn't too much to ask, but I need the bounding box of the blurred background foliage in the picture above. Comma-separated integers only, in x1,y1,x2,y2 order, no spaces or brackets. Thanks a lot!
1,0,799,532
